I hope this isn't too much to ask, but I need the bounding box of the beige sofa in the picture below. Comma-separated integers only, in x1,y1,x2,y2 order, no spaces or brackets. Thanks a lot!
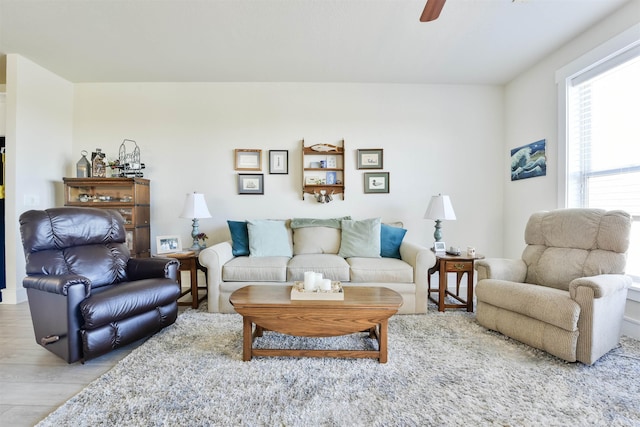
475,209,632,365
198,217,435,314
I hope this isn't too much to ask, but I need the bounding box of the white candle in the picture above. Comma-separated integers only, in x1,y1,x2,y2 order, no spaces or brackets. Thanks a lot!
314,272,323,289
304,271,316,291
320,279,332,291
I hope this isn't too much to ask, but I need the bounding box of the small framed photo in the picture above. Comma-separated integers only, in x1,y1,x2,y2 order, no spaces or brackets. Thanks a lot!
235,149,262,171
326,155,337,168
269,150,288,174
326,171,337,185
357,149,383,169
364,172,389,193
156,235,182,254
434,241,446,253
238,173,264,194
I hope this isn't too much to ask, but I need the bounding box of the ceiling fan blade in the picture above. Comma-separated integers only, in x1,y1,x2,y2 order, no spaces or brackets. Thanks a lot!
420,0,446,22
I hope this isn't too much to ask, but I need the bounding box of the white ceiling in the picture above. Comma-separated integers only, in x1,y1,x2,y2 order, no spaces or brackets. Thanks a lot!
0,0,632,85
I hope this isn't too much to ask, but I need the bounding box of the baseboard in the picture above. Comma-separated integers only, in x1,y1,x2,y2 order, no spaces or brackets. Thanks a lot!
622,315,640,340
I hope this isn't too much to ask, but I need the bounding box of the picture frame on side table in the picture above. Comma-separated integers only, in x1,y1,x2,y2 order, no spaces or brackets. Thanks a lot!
156,235,182,254
238,173,264,194
235,149,262,171
433,241,446,253
357,149,383,169
364,172,389,193
269,150,289,174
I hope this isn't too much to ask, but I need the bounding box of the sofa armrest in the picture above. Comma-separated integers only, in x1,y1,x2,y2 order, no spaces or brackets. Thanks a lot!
569,274,631,300
569,274,631,364
399,241,436,314
23,274,91,297
127,257,180,281
475,258,527,282
198,240,235,312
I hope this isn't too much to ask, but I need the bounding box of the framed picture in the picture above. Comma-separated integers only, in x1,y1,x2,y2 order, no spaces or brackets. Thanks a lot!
269,150,288,174
434,241,446,253
326,171,337,185
238,173,264,194
235,149,262,171
357,149,383,169
364,172,389,193
156,235,182,254
510,139,547,181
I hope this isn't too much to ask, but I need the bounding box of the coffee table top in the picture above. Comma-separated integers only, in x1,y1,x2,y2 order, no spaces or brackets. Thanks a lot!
230,285,403,310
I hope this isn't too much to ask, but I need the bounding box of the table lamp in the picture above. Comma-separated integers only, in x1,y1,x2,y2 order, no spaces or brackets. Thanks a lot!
180,192,212,250
424,194,456,243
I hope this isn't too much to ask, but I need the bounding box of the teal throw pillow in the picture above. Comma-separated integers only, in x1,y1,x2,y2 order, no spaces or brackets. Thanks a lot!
338,217,381,258
227,220,249,256
380,223,407,259
247,219,293,257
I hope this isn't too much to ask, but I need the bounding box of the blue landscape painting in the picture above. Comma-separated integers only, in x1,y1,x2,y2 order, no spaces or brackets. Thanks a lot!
511,139,547,181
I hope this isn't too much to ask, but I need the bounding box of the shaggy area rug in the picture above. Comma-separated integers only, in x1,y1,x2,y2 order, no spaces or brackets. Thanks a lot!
38,307,640,426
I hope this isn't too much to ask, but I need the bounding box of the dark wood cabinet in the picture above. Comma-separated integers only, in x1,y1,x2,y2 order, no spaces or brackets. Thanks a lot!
63,177,151,257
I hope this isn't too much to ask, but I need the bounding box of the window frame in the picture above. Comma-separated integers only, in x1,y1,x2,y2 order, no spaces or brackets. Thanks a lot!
556,23,640,286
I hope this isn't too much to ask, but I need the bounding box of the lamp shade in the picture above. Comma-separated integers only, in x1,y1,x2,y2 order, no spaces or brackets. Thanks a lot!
180,192,212,219
424,194,456,221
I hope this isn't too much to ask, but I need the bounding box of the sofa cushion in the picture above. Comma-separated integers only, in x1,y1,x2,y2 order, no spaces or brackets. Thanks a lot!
247,219,293,257
475,279,580,332
380,223,407,259
222,256,289,281
293,227,341,255
348,257,414,283
227,220,250,256
287,254,350,282
338,217,381,258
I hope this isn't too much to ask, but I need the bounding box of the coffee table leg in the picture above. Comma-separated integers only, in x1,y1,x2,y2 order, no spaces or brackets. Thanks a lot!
242,316,252,361
379,320,388,363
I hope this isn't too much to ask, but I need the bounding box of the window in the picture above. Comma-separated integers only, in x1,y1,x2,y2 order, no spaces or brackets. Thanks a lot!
559,27,640,283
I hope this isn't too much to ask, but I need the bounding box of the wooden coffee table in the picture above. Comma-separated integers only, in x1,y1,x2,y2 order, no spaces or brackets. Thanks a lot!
229,285,403,363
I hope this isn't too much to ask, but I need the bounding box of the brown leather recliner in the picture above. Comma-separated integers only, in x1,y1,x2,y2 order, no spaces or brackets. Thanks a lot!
19,207,181,363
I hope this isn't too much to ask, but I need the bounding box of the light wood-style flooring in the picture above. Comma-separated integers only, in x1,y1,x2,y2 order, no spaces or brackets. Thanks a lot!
0,302,158,426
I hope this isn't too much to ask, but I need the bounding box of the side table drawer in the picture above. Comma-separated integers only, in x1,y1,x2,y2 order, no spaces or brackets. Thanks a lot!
444,260,473,272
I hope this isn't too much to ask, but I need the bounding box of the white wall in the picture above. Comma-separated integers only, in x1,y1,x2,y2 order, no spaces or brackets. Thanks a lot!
72,82,504,256
2,54,74,303
504,0,640,338
503,0,640,258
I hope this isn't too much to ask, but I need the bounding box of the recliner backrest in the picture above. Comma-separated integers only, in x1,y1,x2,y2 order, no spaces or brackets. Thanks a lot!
20,207,130,288
521,208,630,290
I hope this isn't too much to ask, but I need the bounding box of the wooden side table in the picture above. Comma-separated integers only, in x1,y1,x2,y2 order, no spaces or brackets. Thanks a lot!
428,252,484,312
160,251,208,309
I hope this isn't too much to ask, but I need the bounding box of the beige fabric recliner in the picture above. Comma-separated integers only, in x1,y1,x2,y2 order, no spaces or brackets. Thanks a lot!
475,208,632,365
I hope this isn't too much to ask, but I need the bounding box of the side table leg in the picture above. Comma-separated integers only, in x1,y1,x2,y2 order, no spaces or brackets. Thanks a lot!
190,263,199,309
439,267,446,312
467,267,475,312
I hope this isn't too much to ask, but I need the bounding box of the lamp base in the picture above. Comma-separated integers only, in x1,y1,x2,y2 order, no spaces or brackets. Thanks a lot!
189,218,200,251
433,219,443,242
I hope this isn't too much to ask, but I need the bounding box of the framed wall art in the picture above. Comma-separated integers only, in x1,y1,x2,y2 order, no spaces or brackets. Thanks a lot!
269,150,288,174
357,149,383,169
510,139,546,181
235,149,262,171
238,173,264,194
364,172,389,193
156,235,182,254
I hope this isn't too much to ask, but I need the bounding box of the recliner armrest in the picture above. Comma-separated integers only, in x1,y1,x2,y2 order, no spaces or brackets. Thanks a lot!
22,274,91,296
127,257,180,281
569,274,632,299
475,258,527,282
